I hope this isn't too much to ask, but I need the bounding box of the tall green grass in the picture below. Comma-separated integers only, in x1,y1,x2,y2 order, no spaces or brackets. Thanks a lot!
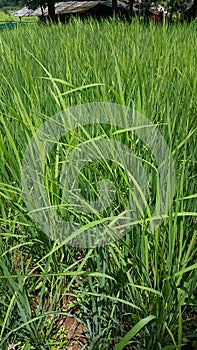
0,19,196,349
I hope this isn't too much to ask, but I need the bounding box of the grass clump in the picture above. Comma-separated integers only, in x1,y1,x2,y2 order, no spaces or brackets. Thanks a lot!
0,18,196,349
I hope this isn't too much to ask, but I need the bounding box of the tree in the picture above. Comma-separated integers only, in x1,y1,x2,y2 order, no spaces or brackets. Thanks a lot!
128,0,134,20
24,0,56,21
0,0,18,8
193,0,197,18
112,0,117,16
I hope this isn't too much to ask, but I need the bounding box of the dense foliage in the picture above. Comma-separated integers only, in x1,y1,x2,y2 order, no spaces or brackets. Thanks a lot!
0,0,18,9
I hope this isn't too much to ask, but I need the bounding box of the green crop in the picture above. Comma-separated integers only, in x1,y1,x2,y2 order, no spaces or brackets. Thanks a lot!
0,18,196,349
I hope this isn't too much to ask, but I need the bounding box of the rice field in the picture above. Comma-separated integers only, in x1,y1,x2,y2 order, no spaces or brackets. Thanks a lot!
0,17,197,349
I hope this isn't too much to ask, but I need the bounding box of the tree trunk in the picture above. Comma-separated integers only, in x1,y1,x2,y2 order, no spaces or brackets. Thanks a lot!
193,0,197,18
169,0,175,23
112,0,117,16
144,0,150,23
48,1,56,22
129,0,134,21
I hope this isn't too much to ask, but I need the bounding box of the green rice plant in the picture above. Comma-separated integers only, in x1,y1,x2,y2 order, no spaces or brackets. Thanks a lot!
0,18,196,349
